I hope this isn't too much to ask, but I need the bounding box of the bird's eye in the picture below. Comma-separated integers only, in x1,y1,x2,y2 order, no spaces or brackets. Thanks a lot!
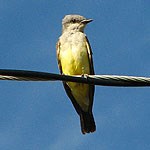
72,19,76,23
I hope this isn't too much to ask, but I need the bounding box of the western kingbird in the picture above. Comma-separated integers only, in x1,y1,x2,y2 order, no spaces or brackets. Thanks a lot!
56,14,96,134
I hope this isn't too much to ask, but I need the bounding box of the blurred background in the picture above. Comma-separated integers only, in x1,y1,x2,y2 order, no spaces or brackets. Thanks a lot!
0,1,150,150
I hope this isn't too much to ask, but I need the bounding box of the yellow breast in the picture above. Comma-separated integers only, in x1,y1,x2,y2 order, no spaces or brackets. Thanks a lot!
60,43,90,111
60,43,90,75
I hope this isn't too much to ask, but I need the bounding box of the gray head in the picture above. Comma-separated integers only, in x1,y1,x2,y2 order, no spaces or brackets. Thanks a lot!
62,14,93,33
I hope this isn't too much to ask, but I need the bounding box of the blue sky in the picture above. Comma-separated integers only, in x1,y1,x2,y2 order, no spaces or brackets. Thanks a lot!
0,0,150,150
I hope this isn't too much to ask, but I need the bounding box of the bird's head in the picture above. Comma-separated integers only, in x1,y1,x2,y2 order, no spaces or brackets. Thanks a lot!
62,14,93,33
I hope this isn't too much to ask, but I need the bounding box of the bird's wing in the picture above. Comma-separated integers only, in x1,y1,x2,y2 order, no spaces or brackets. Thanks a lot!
85,36,95,75
84,36,95,111
56,39,63,74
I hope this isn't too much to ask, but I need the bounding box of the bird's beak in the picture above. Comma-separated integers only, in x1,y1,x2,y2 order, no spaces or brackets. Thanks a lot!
81,19,93,24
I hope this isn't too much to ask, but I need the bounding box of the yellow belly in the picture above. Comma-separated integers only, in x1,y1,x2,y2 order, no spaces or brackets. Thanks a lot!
60,45,90,111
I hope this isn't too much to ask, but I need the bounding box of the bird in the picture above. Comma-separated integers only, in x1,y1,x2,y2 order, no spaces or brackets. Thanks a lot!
56,14,96,134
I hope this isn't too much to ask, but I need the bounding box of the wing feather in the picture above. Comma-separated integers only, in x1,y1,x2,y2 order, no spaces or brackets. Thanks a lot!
56,40,63,74
85,36,95,111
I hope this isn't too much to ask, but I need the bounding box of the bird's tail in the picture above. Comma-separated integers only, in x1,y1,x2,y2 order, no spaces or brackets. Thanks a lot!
80,111,96,134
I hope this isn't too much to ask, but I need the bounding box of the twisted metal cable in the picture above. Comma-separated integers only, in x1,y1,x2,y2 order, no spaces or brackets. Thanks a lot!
0,69,150,87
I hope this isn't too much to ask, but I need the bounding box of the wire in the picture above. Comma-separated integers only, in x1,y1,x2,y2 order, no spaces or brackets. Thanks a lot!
0,69,150,87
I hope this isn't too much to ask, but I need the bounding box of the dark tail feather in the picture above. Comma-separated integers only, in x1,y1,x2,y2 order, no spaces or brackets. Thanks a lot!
80,111,96,134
